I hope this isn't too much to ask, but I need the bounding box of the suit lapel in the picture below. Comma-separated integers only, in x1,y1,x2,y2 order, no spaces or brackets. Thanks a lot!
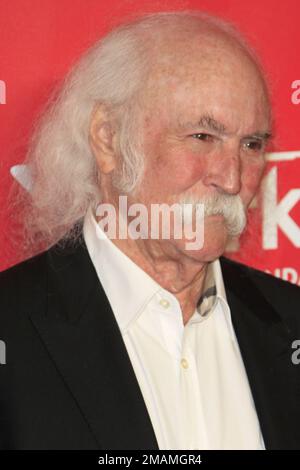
29,240,159,450
220,257,300,449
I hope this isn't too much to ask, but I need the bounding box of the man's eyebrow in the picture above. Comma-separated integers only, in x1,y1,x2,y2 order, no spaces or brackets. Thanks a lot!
242,131,273,141
180,114,272,140
197,114,227,134
178,114,228,134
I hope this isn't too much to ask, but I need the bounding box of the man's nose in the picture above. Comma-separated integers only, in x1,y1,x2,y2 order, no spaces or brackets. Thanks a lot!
202,147,242,195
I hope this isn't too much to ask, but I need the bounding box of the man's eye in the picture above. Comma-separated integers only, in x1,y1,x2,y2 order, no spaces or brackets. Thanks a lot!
191,133,213,142
244,139,264,152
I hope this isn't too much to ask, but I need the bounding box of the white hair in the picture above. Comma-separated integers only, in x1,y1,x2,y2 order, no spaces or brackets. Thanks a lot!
13,10,268,253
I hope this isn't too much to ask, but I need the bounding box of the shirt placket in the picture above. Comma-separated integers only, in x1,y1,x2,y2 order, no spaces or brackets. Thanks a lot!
179,325,210,450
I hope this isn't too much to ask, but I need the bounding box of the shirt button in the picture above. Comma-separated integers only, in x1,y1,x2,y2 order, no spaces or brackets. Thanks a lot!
159,299,170,309
181,358,189,369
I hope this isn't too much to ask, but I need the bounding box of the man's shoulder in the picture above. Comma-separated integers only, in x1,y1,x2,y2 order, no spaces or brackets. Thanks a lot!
0,250,47,285
220,255,300,328
221,255,300,292
0,238,94,328
0,250,48,327
0,237,87,289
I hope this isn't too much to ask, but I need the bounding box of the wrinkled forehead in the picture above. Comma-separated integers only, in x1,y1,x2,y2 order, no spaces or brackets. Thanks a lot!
141,30,271,127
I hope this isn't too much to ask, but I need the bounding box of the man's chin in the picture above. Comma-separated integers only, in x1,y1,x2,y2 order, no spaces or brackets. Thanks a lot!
170,230,229,263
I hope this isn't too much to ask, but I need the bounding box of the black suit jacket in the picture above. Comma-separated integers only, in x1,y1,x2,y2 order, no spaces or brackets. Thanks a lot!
0,238,300,450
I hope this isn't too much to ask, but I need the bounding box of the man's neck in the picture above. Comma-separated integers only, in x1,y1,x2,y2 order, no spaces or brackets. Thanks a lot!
107,234,209,325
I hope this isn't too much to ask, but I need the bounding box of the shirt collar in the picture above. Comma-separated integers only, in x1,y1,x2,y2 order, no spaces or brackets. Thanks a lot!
83,205,236,341
191,258,236,342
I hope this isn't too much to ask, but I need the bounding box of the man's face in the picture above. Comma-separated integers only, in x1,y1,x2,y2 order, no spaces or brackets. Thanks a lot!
127,33,271,261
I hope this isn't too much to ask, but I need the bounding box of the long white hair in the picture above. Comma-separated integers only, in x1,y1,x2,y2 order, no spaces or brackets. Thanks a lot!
13,10,267,254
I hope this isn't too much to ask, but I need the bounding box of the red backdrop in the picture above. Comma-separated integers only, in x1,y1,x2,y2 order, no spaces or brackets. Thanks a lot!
1,0,299,284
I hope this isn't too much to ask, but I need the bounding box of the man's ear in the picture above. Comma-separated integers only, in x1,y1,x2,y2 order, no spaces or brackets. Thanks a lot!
89,104,117,174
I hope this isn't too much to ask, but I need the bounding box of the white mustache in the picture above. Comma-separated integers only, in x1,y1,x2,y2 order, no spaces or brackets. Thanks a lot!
178,193,247,237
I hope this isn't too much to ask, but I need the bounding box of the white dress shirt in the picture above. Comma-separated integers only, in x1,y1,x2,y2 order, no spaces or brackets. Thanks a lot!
83,206,265,450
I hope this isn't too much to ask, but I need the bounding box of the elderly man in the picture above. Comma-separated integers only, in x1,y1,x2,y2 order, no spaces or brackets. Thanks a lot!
0,11,299,450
